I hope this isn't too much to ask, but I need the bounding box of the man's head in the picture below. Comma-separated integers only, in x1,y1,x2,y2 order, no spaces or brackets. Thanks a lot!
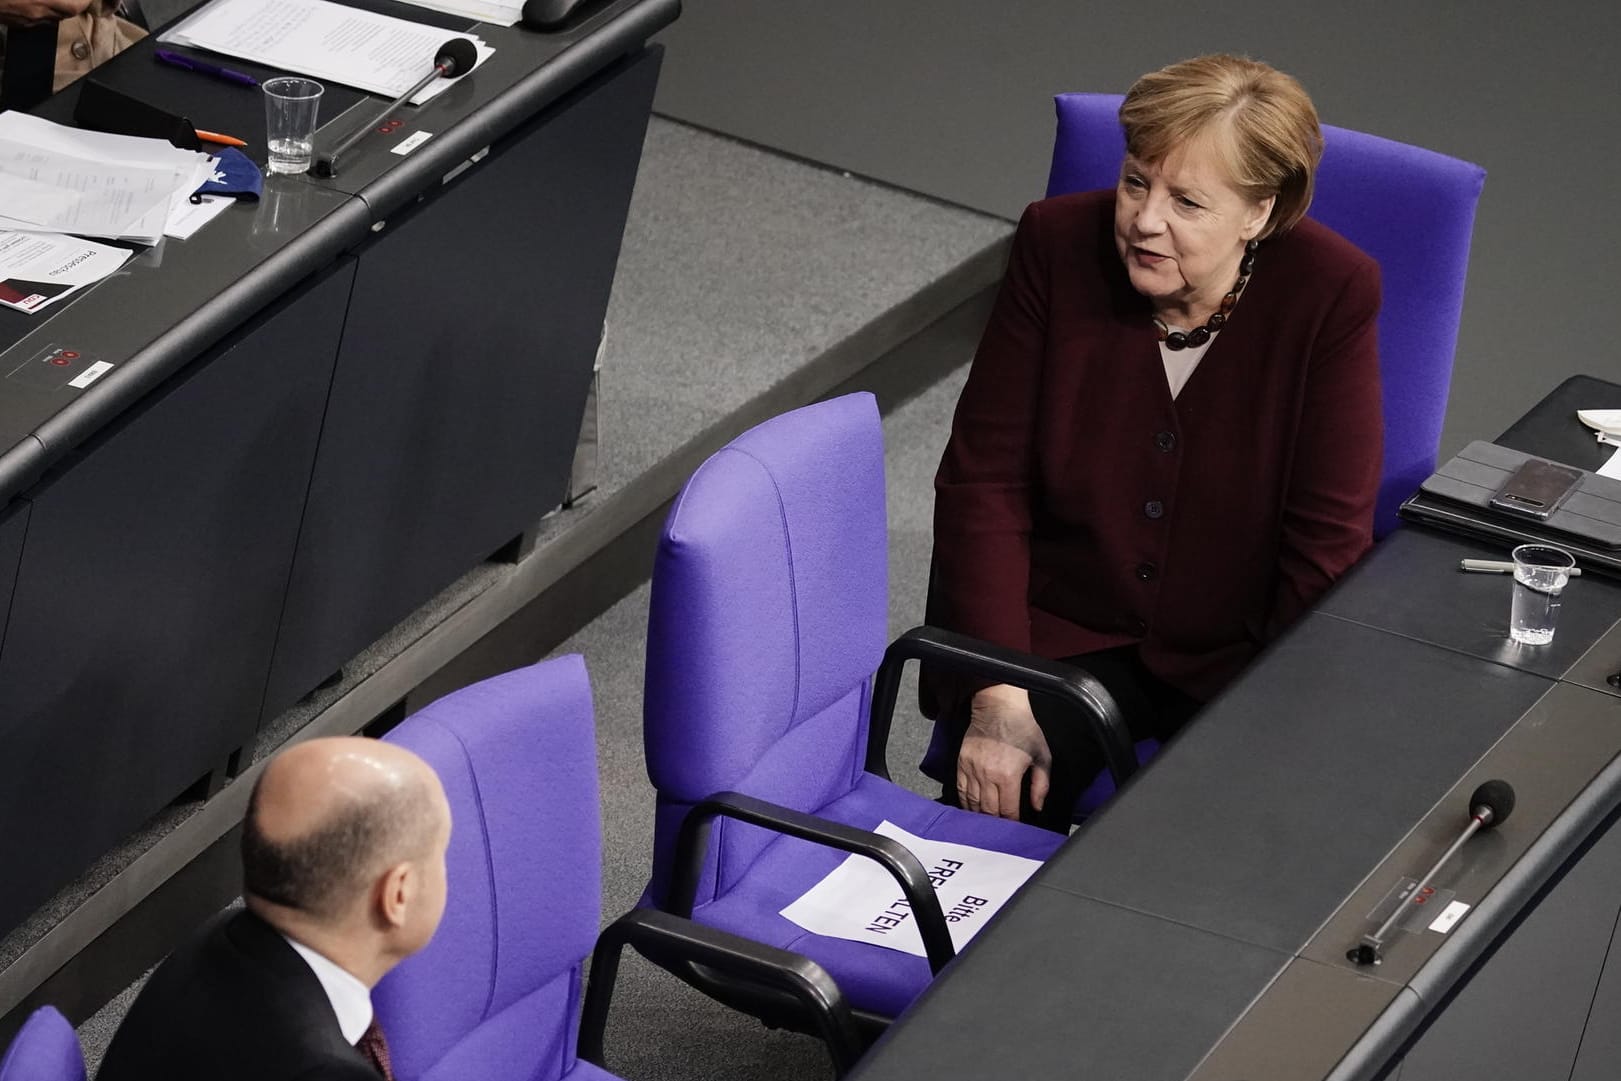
241,737,452,984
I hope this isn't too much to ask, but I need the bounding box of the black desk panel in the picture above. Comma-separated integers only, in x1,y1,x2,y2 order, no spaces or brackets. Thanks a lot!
1317,525,1621,680
1495,374,1621,474
1571,871,1621,1081
0,260,353,931
1184,958,1399,1081
0,186,364,482
261,46,661,716
1039,614,1549,955
0,502,25,645
1392,816,1621,1081
1564,619,1621,700
0,0,675,939
851,888,1289,1081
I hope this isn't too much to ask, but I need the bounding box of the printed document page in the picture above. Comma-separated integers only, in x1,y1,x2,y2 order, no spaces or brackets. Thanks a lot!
163,0,494,103
0,113,212,243
0,233,132,315
779,821,1042,957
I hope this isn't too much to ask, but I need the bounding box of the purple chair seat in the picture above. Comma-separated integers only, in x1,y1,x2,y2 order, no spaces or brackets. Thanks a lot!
689,774,1063,1017
0,1007,84,1081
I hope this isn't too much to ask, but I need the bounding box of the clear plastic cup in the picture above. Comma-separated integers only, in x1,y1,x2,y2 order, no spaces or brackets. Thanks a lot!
262,77,324,175
1509,544,1576,645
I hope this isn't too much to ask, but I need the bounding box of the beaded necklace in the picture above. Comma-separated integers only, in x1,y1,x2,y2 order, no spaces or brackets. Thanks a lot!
1152,238,1259,351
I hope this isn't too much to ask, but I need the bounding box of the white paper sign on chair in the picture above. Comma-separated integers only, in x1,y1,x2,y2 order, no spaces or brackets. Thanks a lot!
779,822,1042,958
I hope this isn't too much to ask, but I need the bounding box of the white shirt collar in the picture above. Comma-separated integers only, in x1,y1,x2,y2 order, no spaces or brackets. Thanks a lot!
282,933,374,1044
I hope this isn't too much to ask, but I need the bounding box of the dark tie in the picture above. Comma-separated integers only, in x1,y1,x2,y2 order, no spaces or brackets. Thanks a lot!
356,1019,395,1080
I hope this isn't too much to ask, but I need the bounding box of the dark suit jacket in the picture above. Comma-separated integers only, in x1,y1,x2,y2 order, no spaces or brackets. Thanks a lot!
97,909,380,1081
932,190,1382,702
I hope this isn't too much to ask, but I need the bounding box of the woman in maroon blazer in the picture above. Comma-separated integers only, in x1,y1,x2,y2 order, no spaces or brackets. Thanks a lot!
932,54,1382,831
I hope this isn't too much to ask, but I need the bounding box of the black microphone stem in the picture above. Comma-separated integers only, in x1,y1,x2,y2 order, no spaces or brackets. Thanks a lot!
1360,814,1485,958
315,63,447,178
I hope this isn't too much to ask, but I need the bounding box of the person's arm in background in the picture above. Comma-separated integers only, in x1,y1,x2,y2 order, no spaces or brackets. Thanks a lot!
0,0,92,25
933,201,1054,821
1266,253,1383,636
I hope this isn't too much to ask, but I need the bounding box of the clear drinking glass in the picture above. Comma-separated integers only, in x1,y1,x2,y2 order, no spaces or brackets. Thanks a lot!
1509,544,1576,645
262,77,324,175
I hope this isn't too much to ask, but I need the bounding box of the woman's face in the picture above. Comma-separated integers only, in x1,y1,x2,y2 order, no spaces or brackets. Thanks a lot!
1113,139,1275,323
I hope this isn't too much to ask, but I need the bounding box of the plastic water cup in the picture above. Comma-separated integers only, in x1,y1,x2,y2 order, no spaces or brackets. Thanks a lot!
1509,544,1576,645
263,77,324,175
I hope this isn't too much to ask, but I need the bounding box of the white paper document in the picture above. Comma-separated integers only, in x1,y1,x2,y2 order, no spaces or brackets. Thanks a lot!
0,140,181,242
165,193,237,241
0,113,213,244
779,821,1043,957
162,0,495,104
0,233,132,314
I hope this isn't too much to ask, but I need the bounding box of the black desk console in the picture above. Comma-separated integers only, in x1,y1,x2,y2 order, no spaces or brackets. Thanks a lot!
0,0,677,937
850,381,1621,1081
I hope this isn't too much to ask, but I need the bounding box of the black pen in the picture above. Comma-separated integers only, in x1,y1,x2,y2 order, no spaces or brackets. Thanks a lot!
154,48,260,89
1459,558,1582,577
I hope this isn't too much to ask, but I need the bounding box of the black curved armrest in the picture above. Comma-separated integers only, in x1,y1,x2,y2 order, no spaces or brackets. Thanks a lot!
669,791,956,975
578,908,865,1077
865,624,1134,785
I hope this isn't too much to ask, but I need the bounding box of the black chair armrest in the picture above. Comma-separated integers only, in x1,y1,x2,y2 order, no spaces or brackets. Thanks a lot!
865,624,1134,785
578,908,865,1078
669,791,955,975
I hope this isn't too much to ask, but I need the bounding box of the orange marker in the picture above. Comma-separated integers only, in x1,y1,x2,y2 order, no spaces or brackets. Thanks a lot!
195,130,248,148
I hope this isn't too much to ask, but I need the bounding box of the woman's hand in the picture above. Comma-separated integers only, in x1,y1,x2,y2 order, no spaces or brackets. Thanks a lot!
956,684,1051,820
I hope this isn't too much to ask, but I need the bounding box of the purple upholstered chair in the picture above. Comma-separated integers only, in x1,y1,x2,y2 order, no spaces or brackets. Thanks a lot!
0,1007,84,1081
1047,92,1486,539
643,392,1133,1030
375,655,864,1079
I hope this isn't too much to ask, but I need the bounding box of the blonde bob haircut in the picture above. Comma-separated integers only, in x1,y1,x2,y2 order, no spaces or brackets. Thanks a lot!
1119,54,1323,237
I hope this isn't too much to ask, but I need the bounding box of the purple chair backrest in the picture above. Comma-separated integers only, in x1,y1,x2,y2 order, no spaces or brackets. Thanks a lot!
374,655,602,1081
644,393,889,904
1048,93,1486,537
0,1008,83,1081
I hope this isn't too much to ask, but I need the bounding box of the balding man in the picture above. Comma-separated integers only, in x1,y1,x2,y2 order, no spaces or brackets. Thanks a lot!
98,737,452,1081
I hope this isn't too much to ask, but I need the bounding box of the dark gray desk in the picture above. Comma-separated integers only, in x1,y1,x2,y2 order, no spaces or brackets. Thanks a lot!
0,0,677,937
851,379,1621,1081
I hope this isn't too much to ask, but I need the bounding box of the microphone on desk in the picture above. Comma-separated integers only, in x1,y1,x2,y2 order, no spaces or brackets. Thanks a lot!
312,37,480,178
1348,779,1516,967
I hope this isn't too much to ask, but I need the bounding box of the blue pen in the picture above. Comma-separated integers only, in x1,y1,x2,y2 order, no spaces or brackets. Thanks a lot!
154,48,260,89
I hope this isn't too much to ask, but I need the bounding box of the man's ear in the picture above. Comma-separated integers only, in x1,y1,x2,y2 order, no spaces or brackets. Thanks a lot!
375,862,415,930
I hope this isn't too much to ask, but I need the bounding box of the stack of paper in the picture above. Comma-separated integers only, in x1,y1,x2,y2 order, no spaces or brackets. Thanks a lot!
0,232,132,315
393,0,522,27
161,0,496,105
0,113,215,245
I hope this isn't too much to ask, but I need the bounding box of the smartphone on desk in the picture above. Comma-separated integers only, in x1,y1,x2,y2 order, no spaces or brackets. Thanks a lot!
1489,458,1583,519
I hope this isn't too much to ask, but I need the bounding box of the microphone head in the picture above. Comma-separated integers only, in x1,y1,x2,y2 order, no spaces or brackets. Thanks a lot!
435,37,480,78
1469,779,1516,828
